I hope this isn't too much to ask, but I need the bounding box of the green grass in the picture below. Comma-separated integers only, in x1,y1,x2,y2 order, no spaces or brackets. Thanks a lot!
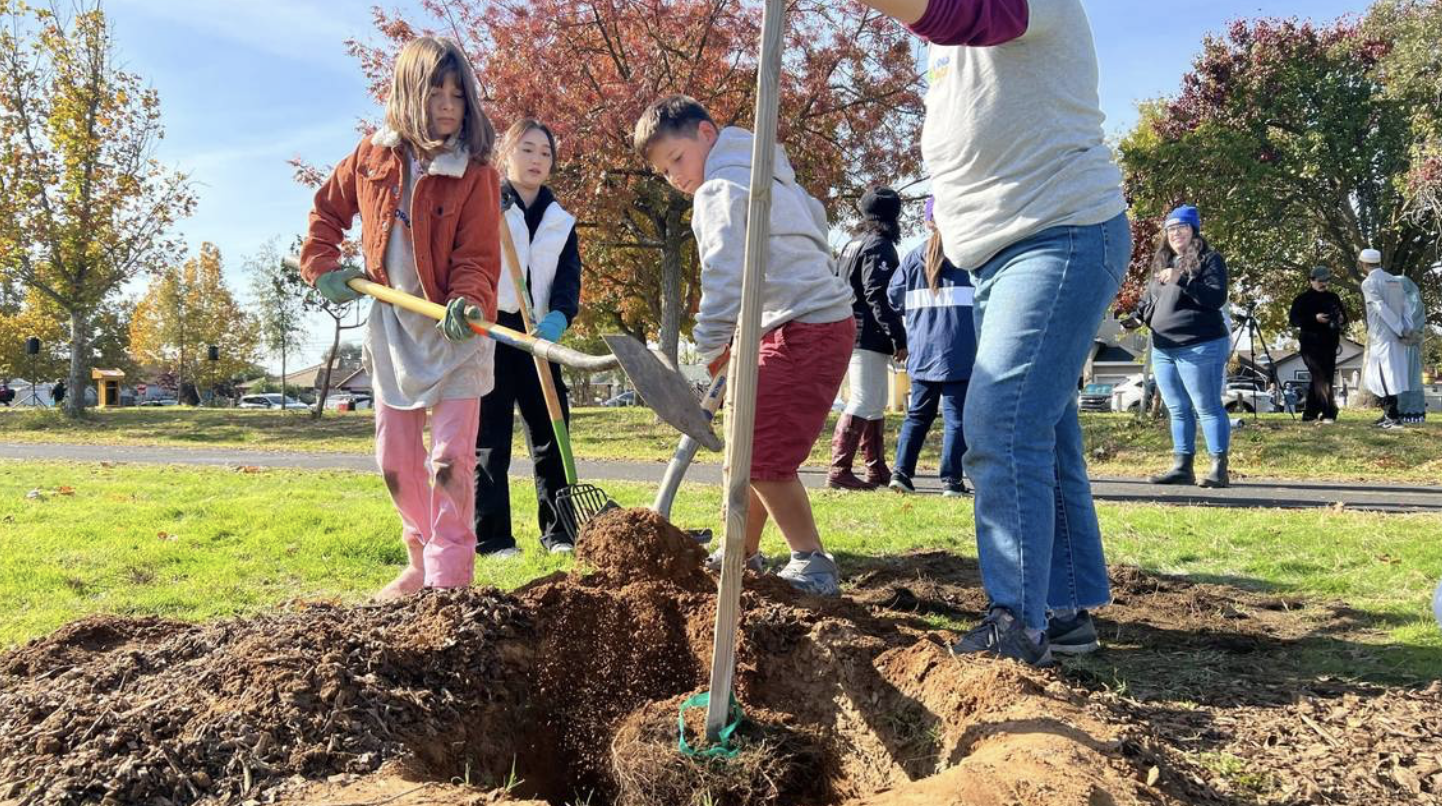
2,406,1439,482
2,459,1439,682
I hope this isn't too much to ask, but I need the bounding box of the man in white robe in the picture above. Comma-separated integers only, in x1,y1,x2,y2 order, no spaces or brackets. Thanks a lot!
1358,249,1411,428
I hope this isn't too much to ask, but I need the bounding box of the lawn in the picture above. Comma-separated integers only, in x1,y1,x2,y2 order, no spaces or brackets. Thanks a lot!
2,405,1439,482
2,459,1439,683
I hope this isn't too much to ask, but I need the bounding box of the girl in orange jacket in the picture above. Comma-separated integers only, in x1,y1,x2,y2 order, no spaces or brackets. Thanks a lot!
300,36,502,599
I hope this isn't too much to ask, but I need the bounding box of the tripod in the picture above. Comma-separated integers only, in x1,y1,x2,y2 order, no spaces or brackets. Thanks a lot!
1227,304,1293,422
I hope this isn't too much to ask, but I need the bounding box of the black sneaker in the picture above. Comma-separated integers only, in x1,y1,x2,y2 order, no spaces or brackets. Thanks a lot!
950,608,1053,667
942,479,968,497
1046,610,1100,655
888,472,915,493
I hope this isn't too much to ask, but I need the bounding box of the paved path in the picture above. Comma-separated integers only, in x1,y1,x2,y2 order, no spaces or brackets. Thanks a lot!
3,442,1439,513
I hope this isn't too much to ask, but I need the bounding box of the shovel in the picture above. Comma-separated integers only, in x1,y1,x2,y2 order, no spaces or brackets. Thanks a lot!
495,214,617,542
281,256,721,449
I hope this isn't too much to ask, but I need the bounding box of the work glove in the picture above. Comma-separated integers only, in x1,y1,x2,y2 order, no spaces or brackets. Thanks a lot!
706,347,731,379
531,310,568,343
314,267,364,305
439,298,480,342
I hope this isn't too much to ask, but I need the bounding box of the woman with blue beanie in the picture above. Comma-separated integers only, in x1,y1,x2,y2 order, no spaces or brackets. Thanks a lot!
1136,205,1233,488
887,197,977,497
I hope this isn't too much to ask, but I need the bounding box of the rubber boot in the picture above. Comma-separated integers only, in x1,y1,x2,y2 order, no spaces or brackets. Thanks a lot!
1149,453,1195,485
859,418,892,487
827,415,874,490
1198,452,1229,488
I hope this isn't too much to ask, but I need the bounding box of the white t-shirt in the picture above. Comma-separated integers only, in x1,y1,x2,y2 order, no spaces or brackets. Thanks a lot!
363,152,491,409
922,0,1127,270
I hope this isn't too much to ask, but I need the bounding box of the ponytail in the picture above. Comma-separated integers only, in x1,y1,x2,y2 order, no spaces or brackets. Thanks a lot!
924,229,946,294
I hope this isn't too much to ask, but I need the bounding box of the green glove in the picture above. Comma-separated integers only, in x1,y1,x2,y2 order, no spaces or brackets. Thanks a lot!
439,297,480,342
315,267,364,304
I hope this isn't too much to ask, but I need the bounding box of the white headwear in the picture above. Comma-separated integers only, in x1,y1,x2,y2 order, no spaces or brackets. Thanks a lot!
1359,248,1383,265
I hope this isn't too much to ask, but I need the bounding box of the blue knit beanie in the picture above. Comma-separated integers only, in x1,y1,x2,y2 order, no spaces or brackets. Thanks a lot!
1165,205,1201,232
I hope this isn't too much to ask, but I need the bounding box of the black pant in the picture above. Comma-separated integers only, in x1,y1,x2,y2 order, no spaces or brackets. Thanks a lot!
1298,335,1339,421
474,311,571,552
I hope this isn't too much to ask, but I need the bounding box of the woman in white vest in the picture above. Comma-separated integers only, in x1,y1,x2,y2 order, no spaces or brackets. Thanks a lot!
474,119,584,555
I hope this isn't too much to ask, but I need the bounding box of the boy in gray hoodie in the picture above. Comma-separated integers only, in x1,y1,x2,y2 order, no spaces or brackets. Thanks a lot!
634,95,855,596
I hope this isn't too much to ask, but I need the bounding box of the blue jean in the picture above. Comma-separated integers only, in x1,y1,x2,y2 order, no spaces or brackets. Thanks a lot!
1151,336,1231,456
963,213,1130,631
894,378,968,483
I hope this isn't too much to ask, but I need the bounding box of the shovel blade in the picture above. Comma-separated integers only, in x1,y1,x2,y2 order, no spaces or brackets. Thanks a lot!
603,335,724,452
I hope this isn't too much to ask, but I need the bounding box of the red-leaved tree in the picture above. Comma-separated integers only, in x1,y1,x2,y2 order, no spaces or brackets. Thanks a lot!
333,0,925,364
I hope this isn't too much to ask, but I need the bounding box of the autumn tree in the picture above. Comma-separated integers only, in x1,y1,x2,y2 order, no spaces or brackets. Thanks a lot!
247,237,367,418
0,1,194,416
1119,12,1440,336
333,0,924,364
130,243,258,403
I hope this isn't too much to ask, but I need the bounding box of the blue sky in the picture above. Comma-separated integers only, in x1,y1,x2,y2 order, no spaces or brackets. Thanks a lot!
103,0,1369,370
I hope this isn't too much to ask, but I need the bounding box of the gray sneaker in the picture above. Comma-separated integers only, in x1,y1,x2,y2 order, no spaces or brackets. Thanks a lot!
889,472,915,493
705,548,766,574
951,608,1054,667
1046,609,1100,655
776,551,841,597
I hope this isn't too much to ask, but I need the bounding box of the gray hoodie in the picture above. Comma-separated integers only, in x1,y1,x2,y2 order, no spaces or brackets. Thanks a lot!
691,127,853,362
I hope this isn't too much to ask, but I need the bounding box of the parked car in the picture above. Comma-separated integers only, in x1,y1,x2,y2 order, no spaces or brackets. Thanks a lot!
601,390,641,407
319,393,373,412
1222,381,1278,414
1078,382,1115,412
1109,374,1159,413
238,393,308,410
138,397,179,407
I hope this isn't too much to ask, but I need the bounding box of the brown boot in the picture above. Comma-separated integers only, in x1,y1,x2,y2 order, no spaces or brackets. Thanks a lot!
859,417,892,487
828,414,874,490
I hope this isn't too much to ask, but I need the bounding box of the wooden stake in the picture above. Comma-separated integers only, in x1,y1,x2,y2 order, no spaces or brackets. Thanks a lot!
705,0,786,743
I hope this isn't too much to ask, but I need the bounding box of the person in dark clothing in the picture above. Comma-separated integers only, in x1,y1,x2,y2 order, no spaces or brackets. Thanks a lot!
51,380,65,405
1135,205,1232,488
886,198,977,497
828,186,907,490
474,119,584,556
1288,266,1348,423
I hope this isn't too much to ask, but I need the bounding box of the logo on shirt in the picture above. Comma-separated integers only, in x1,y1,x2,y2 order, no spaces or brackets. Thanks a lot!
927,52,953,86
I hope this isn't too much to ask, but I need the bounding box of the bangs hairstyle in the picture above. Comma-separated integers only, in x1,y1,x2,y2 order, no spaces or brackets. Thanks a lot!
499,118,558,174
632,94,714,159
386,36,495,163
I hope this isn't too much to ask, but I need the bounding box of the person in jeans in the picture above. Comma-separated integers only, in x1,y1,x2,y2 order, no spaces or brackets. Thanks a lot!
852,0,1131,666
887,197,976,497
1136,205,1232,489
829,187,908,490
1288,266,1347,423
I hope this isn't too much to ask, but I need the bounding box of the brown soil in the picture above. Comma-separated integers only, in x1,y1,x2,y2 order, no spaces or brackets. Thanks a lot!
1,510,1438,806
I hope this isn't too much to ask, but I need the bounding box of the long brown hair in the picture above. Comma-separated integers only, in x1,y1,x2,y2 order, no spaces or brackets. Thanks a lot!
923,228,947,294
1151,229,1209,278
385,36,495,163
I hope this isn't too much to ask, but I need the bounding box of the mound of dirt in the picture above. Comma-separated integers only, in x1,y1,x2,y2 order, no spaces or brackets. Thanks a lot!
575,507,708,586
0,593,532,805
3,510,1438,806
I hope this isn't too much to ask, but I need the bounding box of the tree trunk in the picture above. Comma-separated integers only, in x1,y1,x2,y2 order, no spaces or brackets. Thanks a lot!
312,316,343,420
658,202,686,369
279,327,288,414
65,308,87,419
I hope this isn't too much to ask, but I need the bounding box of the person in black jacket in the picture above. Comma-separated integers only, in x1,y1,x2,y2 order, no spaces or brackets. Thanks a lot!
1135,205,1232,488
474,119,584,556
1288,266,1348,423
828,187,907,490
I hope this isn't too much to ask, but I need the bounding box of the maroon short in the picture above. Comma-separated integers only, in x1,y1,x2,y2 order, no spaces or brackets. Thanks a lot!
749,317,855,481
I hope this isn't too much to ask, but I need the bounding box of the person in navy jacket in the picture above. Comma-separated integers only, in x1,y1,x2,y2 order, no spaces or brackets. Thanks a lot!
887,197,977,497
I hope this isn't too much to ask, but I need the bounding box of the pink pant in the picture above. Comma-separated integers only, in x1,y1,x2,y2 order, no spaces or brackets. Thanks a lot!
374,398,480,588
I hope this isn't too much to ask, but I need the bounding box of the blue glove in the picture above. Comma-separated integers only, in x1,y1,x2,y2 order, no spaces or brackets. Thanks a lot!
314,267,364,304
438,298,480,342
531,310,568,343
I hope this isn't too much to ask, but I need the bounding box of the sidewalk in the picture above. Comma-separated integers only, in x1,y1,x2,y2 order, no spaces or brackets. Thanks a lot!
3,441,1438,513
